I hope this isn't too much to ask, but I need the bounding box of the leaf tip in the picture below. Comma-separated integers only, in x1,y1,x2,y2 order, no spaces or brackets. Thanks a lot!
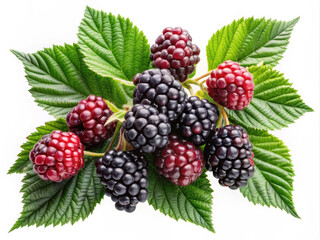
9,222,19,233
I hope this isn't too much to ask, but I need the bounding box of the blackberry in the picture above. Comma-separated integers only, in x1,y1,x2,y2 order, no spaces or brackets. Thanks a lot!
133,68,187,122
206,60,254,110
174,96,219,146
122,104,171,153
155,134,204,186
66,95,116,146
29,130,84,182
150,27,200,82
95,150,148,213
204,125,255,189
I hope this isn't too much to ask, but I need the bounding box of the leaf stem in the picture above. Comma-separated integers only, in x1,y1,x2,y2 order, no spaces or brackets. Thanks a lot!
83,151,105,157
106,121,122,152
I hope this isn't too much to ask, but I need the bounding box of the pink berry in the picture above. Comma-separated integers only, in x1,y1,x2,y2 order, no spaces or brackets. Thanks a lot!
207,61,254,110
29,130,84,182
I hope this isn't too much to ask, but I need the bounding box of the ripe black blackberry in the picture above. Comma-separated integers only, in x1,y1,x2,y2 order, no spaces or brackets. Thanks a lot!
95,150,148,213
122,104,171,153
204,125,255,189
133,68,187,122
174,96,219,146
66,95,115,146
150,27,200,82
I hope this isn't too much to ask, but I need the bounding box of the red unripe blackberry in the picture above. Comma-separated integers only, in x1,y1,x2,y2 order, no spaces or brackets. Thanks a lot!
150,27,200,82
66,95,116,146
204,125,255,189
155,134,204,186
95,150,148,213
29,130,84,182
206,60,254,110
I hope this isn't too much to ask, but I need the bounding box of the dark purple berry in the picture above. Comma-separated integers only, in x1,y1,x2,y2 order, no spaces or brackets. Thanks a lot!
123,104,171,153
95,150,148,213
204,125,255,189
174,96,219,146
133,69,187,122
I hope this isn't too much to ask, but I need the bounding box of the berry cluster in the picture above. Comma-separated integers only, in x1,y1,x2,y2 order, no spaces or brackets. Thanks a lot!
150,27,200,82
29,27,256,215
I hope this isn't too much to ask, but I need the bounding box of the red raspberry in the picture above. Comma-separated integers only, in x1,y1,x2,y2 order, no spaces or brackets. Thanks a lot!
155,135,204,186
206,60,254,110
66,95,116,146
29,130,84,182
150,27,200,82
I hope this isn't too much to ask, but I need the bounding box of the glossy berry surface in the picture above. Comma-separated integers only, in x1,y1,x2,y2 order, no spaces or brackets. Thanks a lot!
123,104,171,153
66,95,115,146
174,96,219,146
206,60,254,110
133,68,187,122
29,130,84,182
204,125,255,189
95,150,148,213
155,135,204,186
150,27,200,82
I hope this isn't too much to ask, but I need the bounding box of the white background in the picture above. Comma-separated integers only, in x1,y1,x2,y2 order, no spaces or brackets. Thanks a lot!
0,0,319,239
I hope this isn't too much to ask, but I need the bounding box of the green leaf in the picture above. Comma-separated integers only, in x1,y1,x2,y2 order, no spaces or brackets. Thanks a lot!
207,17,299,69
225,65,313,130
12,43,134,119
10,156,104,231
78,6,151,81
147,159,214,233
240,129,299,218
8,118,68,174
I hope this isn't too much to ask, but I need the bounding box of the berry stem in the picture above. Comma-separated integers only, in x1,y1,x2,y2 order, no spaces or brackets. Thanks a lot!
188,84,195,96
106,121,122,152
216,112,223,128
182,82,195,96
83,151,105,157
199,81,207,93
115,128,128,151
184,79,201,86
217,104,230,125
193,71,211,82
